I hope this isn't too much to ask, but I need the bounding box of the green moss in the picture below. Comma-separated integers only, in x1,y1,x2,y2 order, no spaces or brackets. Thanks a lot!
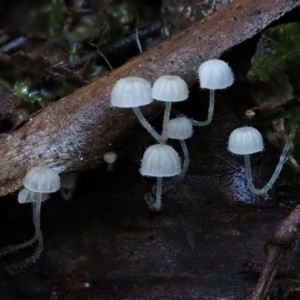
47,0,66,38
12,82,76,107
248,22,300,83
105,0,140,34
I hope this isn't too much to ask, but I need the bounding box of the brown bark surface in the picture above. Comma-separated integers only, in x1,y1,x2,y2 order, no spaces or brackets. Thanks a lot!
0,0,299,197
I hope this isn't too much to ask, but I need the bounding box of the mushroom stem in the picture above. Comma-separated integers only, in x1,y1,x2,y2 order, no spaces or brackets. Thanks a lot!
244,125,296,195
167,140,190,187
0,200,42,259
12,234,44,275
12,201,44,273
135,28,143,53
133,107,160,141
154,177,163,211
106,163,113,172
180,139,190,178
34,200,41,239
0,234,38,256
160,102,172,144
0,201,42,256
192,89,215,126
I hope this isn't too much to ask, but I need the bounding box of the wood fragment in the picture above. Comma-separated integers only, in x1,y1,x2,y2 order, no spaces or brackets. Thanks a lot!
250,204,300,300
0,0,299,197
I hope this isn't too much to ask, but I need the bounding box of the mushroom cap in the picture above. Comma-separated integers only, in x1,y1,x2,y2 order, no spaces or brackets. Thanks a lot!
24,166,61,193
152,75,189,102
198,59,234,90
111,77,153,108
18,188,49,204
228,127,264,155
60,172,77,189
103,151,117,164
167,117,193,140
140,144,181,177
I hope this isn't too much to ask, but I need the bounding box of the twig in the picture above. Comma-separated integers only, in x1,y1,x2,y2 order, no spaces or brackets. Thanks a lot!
250,204,300,300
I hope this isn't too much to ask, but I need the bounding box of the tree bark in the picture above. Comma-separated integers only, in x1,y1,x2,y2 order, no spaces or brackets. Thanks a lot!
0,0,299,197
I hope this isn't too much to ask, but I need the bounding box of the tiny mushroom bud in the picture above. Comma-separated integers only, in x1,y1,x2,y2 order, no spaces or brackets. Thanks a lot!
103,151,117,172
246,109,256,119
140,144,181,211
60,172,77,200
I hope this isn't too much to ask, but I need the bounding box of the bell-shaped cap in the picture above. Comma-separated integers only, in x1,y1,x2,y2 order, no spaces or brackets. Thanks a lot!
140,144,181,177
60,172,77,189
103,151,117,164
152,75,189,102
167,117,193,140
24,166,61,193
198,59,234,90
18,188,49,204
111,77,153,108
228,127,264,155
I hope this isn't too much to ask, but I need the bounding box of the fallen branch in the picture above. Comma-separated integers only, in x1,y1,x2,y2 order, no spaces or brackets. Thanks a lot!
250,204,300,300
0,0,299,197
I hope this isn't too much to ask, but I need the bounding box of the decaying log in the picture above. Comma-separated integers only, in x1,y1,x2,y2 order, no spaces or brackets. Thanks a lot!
250,204,300,300
0,0,299,197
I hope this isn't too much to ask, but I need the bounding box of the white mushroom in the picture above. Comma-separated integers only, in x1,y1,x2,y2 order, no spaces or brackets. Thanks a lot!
167,117,193,140
199,59,234,90
24,166,60,193
111,77,160,141
194,59,234,126
140,144,181,211
152,75,189,144
0,166,60,273
103,152,117,172
228,126,296,195
228,127,264,155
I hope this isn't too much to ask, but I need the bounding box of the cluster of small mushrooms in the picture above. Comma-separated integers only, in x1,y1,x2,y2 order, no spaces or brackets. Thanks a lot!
111,59,296,210
1,59,296,271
